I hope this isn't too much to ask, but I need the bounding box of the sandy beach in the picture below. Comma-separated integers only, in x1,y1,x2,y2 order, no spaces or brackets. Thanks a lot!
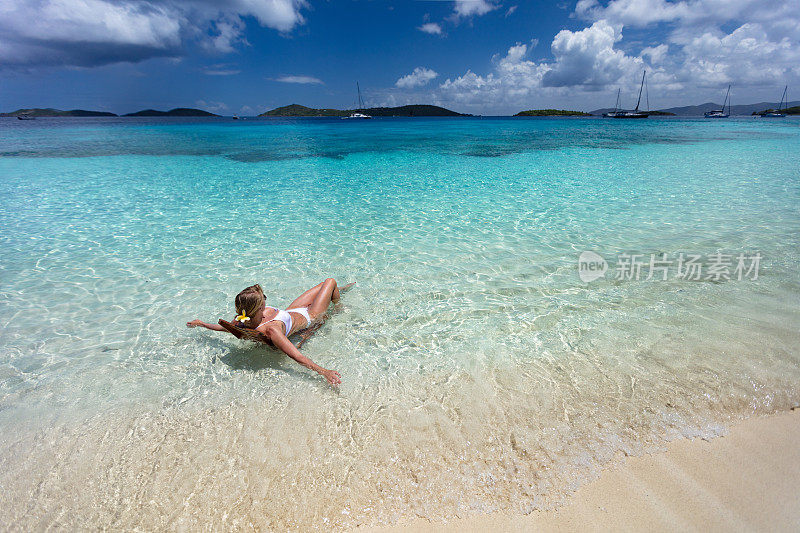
371,408,800,532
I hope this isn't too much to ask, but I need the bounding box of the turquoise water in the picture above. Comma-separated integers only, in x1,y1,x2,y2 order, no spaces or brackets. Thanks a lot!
1,116,799,529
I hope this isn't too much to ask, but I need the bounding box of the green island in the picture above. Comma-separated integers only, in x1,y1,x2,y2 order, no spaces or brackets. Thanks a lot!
123,108,219,117
0,108,117,117
514,109,591,117
260,104,468,117
753,106,800,115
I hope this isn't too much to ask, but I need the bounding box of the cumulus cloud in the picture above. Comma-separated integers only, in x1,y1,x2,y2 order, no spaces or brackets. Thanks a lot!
542,20,642,88
441,27,639,98
574,0,800,88
0,0,308,67
453,0,497,18
396,67,439,89
275,75,324,84
434,0,800,111
418,22,443,35
439,42,549,106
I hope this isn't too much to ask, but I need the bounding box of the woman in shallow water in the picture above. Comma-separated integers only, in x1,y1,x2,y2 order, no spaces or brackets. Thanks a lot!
187,278,343,386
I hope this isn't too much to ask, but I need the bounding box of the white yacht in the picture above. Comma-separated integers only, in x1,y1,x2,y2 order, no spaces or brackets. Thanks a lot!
704,85,731,118
343,82,372,119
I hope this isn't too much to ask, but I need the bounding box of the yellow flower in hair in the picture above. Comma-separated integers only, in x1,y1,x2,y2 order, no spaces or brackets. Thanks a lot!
236,310,250,323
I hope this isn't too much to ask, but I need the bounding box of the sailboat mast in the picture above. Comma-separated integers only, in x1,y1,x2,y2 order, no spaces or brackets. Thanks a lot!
780,85,787,111
635,71,646,111
723,84,731,114
614,88,620,113
357,82,364,110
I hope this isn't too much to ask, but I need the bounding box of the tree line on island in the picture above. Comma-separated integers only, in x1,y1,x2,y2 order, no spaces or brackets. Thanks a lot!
3,100,799,118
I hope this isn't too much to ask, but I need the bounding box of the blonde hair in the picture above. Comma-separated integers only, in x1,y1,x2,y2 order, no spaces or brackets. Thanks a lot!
235,284,265,325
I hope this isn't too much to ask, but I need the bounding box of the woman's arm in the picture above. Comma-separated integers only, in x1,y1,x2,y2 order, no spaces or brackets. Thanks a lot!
267,329,342,386
186,319,226,331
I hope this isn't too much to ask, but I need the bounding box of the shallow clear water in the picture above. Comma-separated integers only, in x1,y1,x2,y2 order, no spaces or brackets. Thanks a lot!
1,116,799,529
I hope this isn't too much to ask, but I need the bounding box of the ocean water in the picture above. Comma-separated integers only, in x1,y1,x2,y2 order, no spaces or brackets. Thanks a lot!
1,116,799,529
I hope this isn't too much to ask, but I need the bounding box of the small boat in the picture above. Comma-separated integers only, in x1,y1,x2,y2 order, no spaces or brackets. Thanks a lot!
232,114,239,120
704,85,731,118
343,82,372,119
762,86,788,117
17,113,35,120
611,71,649,119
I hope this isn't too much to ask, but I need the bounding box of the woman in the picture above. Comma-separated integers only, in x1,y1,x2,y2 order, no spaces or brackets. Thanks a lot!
187,278,343,386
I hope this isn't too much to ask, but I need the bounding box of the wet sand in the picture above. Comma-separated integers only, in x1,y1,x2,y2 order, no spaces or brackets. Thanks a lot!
371,409,800,532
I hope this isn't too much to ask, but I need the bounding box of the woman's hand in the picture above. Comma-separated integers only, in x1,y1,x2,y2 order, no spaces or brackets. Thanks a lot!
321,368,342,386
186,319,204,328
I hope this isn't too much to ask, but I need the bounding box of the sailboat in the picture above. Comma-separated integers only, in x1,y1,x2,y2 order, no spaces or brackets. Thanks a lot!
762,86,788,117
602,89,622,117
611,71,649,119
343,82,372,119
704,85,731,118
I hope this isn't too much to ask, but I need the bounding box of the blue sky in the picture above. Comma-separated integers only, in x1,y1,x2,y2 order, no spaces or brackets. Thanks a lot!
1,0,798,115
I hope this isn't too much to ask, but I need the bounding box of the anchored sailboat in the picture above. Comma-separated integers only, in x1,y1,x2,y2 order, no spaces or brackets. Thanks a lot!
611,71,650,119
602,89,622,117
704,85,731,118
343,82,372,119
762,86,788,117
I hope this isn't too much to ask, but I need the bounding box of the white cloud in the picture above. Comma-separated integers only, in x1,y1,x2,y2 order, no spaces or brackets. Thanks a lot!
396,67,439,89
418,22,443,35
574,0,800,88
195,100,228,114
275,75,324,84
574,0,691,27
438,42,550,107
505,5,518,17
453,0,497,18
0,0,308,67
435,0,800,112
542,20,642,88
205,17,247,54
574,0,798,29
439,22,643,107
203,69,241,76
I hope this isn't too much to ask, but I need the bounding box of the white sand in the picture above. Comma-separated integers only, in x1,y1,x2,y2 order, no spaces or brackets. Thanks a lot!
370,409,800,532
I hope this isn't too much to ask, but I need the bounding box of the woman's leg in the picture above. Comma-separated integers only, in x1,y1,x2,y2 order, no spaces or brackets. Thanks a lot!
287,279,340,310
286,281,324,310
306,278,339,321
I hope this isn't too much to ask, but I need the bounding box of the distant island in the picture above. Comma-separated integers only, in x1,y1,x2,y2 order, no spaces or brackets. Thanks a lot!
0,108,117,117
515,109,591,117
592,100,800,116
260,104,468,117
753,105,800,115
123,108,219,117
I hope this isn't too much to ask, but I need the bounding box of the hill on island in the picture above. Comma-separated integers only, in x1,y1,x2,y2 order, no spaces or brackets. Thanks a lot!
515,109,591,116
753,105,800,115
123,108,219,117
0,108,117,117
260,104,468,117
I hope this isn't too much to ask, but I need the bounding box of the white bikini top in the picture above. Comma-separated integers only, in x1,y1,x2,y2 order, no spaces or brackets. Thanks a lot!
265,306,293,334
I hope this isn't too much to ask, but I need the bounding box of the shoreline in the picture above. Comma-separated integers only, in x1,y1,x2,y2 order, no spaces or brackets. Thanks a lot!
367,408,800,532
